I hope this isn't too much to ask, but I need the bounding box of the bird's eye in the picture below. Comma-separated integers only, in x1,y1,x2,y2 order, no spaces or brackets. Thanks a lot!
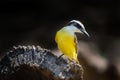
67,21,83,30
68,22,80,27
73,23,82,30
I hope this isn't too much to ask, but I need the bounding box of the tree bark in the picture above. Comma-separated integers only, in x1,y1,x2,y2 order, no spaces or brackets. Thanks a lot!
0,45,83,80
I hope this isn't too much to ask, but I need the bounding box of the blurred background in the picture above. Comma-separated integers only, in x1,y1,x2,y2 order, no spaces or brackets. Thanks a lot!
0,0,120,80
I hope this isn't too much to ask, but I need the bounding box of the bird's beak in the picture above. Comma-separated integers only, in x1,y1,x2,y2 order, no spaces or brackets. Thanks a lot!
82,30,90,37
83,31,90,37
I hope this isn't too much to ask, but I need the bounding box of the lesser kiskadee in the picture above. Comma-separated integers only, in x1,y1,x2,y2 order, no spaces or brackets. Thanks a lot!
55,20,89,63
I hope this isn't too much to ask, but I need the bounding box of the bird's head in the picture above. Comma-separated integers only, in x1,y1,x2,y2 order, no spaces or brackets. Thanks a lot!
67,20,90,37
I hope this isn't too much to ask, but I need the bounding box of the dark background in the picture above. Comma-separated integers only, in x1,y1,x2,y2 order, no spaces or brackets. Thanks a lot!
0,0,120,80
0,0,120,50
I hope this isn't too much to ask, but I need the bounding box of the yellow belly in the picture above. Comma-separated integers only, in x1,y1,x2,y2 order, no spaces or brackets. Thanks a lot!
55,29,77,62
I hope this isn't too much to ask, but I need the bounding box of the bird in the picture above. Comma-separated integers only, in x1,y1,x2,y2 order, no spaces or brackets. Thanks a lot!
55,20,89,63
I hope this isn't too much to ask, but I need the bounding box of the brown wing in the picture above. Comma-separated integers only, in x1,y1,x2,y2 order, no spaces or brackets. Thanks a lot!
74,34,78,54
74,34,80,63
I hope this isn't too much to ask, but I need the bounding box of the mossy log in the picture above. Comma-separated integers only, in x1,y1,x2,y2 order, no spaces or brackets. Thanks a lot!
0,45,83,80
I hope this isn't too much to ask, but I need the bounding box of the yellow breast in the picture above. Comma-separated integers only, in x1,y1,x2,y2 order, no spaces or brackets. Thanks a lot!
55,27,77,62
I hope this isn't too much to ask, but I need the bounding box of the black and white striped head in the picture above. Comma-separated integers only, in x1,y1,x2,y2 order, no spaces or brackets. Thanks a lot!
67,20,89,37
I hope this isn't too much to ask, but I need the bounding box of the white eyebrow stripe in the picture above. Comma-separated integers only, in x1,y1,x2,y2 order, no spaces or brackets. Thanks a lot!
70,20,85,29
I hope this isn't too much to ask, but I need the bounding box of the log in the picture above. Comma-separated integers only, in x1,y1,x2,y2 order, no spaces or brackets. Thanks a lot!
0,45,83,80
